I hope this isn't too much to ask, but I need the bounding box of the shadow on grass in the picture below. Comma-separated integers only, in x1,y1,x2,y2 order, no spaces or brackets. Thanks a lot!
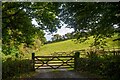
2,59,34,80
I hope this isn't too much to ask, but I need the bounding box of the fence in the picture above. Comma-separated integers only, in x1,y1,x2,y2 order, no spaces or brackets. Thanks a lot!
31,49,120,71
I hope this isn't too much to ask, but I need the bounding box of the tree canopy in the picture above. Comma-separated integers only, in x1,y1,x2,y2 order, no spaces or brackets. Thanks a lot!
2,2,60,55
59,2,120,48
2,2,120,55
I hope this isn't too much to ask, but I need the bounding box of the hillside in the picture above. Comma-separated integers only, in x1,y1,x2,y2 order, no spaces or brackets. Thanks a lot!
36,36,119,56
37,39,90,56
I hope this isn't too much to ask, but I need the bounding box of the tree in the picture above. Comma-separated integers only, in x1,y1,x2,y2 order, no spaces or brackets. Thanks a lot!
2,2,60,55
59,2,120,48
52,34,62,41
65,33,72,39
2,2,120,55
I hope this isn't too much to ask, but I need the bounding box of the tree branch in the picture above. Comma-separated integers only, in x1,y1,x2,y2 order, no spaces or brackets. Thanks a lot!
2,7,24,19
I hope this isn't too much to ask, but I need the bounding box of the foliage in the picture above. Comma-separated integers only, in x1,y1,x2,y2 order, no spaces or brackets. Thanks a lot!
50,32,75,43
2,59,33,80
2,2,60,55
2,2,120,79
78,53,120,80
59,2,120,48
2,2,120,55
51,34,62,41
65,33,73,39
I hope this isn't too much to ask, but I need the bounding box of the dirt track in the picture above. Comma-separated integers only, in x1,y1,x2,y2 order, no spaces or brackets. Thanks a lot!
32,68,103,79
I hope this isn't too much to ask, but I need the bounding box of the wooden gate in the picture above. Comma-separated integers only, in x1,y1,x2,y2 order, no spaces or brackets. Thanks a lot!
32,52,80,71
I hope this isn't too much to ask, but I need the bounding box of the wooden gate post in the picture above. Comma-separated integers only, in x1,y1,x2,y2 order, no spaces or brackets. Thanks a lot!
74,52,80,71
32,53,35,71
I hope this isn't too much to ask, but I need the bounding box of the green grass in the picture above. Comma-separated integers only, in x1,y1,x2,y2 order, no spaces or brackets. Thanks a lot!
35,36,119,56
37,39,91,56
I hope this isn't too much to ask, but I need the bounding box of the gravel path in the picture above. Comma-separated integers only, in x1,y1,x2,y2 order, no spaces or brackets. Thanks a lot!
32,68,102,79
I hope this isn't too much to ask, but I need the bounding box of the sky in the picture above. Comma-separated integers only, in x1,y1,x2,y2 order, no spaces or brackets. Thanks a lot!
32,19,74,41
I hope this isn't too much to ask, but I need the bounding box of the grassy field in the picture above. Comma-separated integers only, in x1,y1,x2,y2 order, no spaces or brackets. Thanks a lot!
35,36,119,56
15,34,119,59
37,39,91,56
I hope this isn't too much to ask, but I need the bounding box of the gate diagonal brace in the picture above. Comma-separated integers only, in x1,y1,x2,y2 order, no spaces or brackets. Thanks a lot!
66,57,74,63
55,57,69,67
46,57,64,69
35,57,45,68
65,57,74,67
57,57,74,68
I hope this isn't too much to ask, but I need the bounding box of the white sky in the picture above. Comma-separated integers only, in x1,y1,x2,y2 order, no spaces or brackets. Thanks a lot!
32,19,74,41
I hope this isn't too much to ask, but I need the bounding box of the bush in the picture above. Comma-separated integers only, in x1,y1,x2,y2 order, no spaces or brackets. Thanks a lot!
2,59,33,79
78,54,120,80
103,55,120,80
